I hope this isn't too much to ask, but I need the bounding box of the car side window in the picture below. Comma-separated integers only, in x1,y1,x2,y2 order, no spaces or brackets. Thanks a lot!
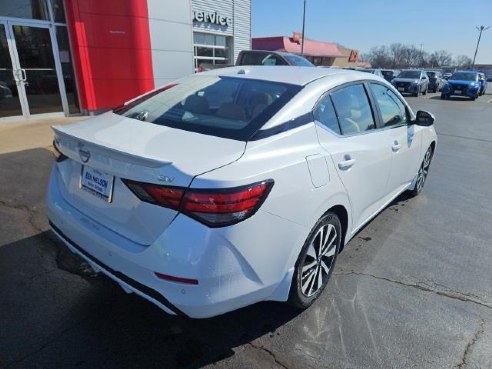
331,84,376,135
369,83,408,127
262,54,287,66
313,94,341,134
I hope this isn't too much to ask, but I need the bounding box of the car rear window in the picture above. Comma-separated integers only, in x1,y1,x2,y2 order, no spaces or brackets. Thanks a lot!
114,75,302,141
399,71,421,79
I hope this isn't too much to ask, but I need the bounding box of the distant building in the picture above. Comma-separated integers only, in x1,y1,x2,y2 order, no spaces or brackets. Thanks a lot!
331,45,370,68
252,33,366,67
475,64,492,78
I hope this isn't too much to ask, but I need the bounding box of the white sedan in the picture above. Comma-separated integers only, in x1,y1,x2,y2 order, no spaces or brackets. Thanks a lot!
47,66,437,318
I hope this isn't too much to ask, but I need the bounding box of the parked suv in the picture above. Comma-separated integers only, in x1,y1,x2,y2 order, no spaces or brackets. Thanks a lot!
236,50,314,67
381,69,400,82
358,68,384,78
425,70,445,92
441,71,481,100
391,70,429,96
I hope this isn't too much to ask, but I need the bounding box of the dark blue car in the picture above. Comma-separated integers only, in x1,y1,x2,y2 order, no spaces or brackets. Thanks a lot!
441,71,481,100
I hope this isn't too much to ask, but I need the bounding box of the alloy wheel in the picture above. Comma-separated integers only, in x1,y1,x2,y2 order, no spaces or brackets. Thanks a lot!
416,147,432,192
300,223,338,297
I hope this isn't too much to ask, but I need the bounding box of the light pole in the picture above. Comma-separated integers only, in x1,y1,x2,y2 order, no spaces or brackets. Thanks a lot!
300,0,306,56
472,25,489,68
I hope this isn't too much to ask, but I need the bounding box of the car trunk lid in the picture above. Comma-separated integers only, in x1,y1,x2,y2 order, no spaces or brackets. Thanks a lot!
52,112,246,245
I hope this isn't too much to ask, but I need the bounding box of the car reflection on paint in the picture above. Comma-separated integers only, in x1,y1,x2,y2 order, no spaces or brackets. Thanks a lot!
47,66,437,318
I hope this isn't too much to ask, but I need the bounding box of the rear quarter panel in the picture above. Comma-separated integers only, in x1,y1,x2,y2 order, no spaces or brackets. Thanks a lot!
191,123,351,283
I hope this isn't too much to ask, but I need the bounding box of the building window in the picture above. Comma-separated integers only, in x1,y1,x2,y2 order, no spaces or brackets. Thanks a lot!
193,32,232,71
0,0,49,20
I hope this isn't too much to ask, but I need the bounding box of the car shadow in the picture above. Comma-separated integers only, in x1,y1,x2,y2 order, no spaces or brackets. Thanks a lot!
0,148,304,368
428,95,474,101
0,230,303,369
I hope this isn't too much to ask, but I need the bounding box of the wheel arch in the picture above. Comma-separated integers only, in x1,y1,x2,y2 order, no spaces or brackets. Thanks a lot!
326,204,349,252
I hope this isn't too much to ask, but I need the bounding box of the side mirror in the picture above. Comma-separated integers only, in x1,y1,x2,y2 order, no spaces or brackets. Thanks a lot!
414,110,435,126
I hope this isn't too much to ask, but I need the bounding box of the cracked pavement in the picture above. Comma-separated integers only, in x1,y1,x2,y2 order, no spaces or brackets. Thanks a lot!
1,96,492,368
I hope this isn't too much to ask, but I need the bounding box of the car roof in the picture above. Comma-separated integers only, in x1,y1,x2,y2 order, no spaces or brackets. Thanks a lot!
241,50,297,57
197,65,385,86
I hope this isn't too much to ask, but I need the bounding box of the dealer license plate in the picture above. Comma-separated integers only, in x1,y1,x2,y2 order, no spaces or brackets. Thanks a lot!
398,87,405,92
80,165,114,202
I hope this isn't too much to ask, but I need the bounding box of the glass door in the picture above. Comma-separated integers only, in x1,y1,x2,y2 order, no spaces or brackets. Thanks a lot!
0,22,23,118
0,20,66,118
12,23,63,115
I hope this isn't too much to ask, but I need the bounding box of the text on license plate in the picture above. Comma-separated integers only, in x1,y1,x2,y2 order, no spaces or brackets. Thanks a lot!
454,90,462,94
398,87,405,92
80,166,114,202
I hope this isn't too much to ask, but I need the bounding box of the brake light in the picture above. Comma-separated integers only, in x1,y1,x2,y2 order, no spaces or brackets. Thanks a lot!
123,180,185,208
122,179,274,227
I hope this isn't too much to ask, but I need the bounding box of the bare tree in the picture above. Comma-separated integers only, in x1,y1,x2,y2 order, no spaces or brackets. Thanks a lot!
428,50,452,67
455,55,472,68
364,45,390,67
364,44,456,69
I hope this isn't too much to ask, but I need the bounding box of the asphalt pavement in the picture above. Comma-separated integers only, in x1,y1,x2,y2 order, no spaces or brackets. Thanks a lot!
0,89,491,369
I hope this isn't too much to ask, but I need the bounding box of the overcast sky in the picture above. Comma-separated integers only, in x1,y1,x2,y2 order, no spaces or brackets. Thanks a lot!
252,0,492,64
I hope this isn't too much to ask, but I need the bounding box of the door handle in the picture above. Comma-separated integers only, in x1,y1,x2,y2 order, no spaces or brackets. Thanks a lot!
392,141,401,152
338,157,356,170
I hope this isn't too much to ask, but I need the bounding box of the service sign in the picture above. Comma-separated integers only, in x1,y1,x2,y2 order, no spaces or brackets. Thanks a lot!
192,10,232,27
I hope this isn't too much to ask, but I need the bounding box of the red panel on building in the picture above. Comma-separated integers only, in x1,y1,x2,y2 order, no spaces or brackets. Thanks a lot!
65,0,154,111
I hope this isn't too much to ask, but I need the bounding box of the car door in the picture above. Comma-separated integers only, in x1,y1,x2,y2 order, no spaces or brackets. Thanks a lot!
313,83,392,231
368,82,422,195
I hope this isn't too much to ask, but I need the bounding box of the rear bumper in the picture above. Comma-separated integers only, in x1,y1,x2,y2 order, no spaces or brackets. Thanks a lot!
47,164,306,318
49,222,183,315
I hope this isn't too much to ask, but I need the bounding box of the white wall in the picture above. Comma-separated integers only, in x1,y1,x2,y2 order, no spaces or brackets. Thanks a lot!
147,0,194,87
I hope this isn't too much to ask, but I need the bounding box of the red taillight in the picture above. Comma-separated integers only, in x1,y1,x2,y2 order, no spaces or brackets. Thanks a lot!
122,179,274,227
123,180,185,209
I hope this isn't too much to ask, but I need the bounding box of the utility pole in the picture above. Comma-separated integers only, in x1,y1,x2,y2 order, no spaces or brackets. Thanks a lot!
472,25,489,69
300,0,306,56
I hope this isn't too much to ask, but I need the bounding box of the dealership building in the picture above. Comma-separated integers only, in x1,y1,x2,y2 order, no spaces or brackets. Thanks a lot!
0,0,251,120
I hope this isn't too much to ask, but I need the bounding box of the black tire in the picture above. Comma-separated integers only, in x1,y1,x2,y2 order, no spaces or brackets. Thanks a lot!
423,86,427,95
288,212,342,309
440,93,446,100
407,146,434,197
